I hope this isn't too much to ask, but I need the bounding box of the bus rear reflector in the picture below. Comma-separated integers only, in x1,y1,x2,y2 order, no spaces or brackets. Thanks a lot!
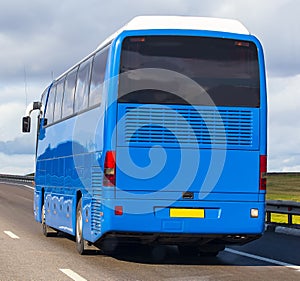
259,155,267,190
103,151,116,187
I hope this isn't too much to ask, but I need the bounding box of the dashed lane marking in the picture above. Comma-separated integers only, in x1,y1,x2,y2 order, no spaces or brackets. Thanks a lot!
23,184,34,190
59,269,88,281
4,231,20,239
0,181,34,190
225,248,300,272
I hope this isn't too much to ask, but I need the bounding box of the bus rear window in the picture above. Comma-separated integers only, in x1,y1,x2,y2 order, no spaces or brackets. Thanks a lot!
118,36,260,107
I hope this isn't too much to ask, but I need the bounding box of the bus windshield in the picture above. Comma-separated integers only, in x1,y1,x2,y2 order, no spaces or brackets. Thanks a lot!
119,36,260,107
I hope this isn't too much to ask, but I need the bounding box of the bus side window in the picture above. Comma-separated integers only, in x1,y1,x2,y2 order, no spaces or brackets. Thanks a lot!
62,67,78,118
39,88,48,127
41,88,48,116
45,84,57,125
89,47,109,107
74,57,92,113
53,78,66,122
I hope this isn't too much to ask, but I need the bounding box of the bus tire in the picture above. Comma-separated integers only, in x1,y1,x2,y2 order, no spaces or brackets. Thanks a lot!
42,204,53,237
76,198,86,255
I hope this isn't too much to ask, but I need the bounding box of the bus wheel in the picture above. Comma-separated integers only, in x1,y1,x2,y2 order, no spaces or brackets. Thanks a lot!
42,204,53,237
76,198,86,255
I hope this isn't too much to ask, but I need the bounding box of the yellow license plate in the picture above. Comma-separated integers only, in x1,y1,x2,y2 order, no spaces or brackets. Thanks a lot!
170,208,205,218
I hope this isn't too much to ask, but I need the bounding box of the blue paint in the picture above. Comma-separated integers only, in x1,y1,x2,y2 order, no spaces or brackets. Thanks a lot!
33,26,267,246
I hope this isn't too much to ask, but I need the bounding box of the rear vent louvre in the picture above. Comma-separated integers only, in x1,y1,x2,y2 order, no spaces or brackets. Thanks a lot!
91,166,103,235
119,105,258,149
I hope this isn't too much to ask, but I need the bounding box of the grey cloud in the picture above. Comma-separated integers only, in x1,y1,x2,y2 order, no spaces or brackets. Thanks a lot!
269,152,300,172
1,0,299,85
0,135,35,155
0,2,253,79
209,0,300,78
0,0,300,174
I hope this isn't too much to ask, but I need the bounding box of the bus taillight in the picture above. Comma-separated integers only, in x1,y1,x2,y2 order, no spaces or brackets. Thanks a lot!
259,155,267,191
103,151,116,187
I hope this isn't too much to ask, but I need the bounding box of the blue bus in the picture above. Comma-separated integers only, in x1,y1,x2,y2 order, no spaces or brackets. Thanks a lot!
23,16,267,256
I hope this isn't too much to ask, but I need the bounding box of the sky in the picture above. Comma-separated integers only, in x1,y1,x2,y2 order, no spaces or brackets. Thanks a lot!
0,0,299,174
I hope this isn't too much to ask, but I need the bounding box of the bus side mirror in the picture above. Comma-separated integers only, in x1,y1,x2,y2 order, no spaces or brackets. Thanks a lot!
43,118,48,127
22,101,43,133
22,116,31,133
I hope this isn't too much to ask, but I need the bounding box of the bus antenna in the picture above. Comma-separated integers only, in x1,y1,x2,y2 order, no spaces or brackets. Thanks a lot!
24,66,28,107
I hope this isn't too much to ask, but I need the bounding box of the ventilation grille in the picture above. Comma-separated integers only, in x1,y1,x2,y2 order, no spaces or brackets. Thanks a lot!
119,105,258,149
91,166,102,235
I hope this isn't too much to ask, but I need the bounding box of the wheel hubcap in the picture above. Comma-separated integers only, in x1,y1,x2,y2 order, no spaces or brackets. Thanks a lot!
76,210,82,243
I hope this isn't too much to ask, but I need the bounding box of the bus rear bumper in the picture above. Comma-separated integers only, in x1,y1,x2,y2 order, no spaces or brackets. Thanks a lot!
96,231,261,247
93,199,265,246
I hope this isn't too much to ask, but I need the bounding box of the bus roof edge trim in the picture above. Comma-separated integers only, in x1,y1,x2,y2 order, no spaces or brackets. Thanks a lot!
97,16,250,50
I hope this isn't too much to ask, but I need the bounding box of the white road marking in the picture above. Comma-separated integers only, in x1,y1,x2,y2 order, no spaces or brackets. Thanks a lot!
4,231,20,239
225,248,300,272
59,269,87,281
23,184,34,190
0,181,34,190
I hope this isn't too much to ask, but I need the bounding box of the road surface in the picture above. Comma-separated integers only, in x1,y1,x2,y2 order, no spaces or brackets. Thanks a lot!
0,182,299,280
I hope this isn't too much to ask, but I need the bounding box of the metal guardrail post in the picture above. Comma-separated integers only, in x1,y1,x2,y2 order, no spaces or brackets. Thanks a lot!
288,214,292,225
266,212,271,223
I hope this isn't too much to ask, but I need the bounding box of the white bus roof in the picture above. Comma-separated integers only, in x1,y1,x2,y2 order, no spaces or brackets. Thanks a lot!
55,16,249,82
97,16,250,49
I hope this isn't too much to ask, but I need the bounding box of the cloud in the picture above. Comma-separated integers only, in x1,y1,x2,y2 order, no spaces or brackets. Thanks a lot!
0,102,26,141
207,0,300,77
0,152,35,175
1,0,299,83
0,101,40,141
0,0,300,174
0,135,35,155
268,74,300,171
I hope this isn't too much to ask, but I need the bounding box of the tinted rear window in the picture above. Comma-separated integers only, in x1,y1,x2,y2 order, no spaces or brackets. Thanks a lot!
118,36,260,107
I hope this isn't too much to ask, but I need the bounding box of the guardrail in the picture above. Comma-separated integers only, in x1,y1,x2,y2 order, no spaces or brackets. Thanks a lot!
266,200,300,226
0,174,34,184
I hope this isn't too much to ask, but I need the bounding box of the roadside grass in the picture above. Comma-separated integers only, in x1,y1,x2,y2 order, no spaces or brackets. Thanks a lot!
266,173,300,202
266,173,300,224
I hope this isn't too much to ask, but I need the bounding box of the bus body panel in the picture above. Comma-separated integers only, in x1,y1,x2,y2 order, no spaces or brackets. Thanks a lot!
115,104,261,198
33,24,267,247
35,106,105,238
115,147,260,195
108,30,266,241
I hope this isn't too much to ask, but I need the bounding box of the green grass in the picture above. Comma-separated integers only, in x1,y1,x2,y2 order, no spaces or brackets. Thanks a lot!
266,173,300,224
266,173,300,202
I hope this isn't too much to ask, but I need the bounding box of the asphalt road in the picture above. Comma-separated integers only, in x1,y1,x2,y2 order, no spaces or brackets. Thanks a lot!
0,182,299,281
